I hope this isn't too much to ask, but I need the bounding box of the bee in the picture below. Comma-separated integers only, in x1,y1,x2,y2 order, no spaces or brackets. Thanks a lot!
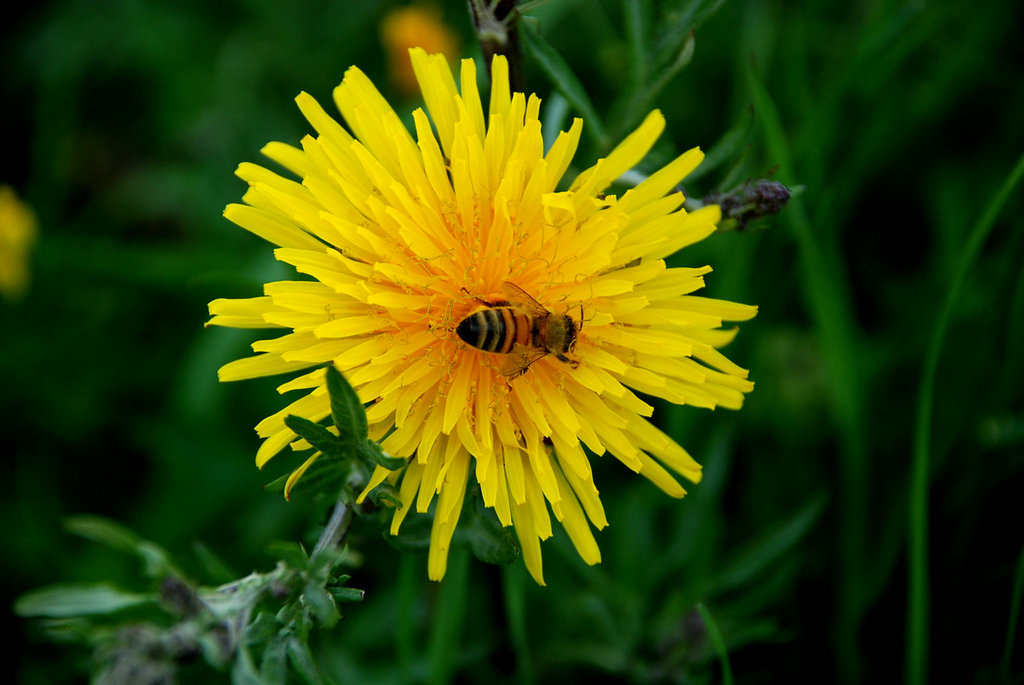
456,282,580,377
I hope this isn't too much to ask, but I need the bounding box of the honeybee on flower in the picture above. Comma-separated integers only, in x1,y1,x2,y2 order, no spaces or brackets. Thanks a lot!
455,281,581,378
208,48,756,584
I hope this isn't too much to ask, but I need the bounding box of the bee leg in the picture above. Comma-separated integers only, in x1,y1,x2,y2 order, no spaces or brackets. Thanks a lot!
555,353,580,369
461,286,504,308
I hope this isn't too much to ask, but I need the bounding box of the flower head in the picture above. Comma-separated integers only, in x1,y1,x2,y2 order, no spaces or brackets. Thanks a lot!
208,49,756,584
0,185,38,301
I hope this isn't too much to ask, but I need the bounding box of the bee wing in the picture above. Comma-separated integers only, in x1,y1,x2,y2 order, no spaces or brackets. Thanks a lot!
501,281,549,317
499,343,549,378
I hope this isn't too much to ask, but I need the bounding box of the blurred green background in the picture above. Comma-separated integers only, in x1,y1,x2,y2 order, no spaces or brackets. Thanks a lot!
3,0,1023,683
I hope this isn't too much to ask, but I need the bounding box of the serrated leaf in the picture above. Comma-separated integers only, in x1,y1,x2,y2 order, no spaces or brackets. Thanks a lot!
357,439,407,471
287,636,329,685
284,415,344,458
520,17,609,149
383,514,433,553
14,583,153,618
326,365,367,446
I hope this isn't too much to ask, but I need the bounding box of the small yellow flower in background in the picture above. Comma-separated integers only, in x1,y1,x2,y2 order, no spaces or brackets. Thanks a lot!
381,5,458,97
0,185,38,301
208,49,756,584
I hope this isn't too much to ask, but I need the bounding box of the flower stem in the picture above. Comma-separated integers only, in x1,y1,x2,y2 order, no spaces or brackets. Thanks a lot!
312,493,354,560
468,0,525,92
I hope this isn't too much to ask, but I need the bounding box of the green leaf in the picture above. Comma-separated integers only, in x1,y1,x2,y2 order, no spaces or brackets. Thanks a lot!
272,454,349,501
301,581,339,629
287,636,329,685
520,17,609,150
328,586,365,604
383,514,433,553
326,365,367,446
14,583,154,618
258,635,289,685
64,515,141,552
368,481,403,509
357,439,407,471
463,504,519,566
309,545,348,580
245,611,282,646
192,541,237,585
265,541,310,571
64,515,180,579
231,643,271,685
283,415,344,458
263,473,288,495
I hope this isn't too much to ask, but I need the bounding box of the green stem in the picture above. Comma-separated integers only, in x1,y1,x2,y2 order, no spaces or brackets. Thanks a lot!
311,494,353,560
428,547,471,685
503,565,534,685
396,554,418,684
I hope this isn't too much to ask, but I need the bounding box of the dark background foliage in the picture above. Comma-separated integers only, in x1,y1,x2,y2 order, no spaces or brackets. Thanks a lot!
3,0,1022,683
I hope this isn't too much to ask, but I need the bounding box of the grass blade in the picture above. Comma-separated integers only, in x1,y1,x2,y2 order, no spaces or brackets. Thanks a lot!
1001,544,1024,681
696,602,734,685
908,149,1024,685
746,59,868,679
520,18,609,150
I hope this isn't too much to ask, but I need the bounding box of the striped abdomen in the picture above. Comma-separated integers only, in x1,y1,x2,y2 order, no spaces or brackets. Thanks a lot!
456,307,534,354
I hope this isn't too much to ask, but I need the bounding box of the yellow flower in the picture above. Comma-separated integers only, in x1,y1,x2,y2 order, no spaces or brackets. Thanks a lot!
0,185,38,301
381,4,458,97
208,49,756,584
